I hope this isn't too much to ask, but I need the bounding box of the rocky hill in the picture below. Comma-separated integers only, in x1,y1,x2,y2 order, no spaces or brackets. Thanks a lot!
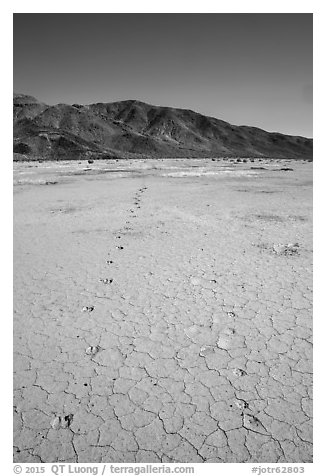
13,94,313,161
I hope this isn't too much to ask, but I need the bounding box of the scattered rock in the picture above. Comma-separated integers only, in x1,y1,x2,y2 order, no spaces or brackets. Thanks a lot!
273,243,299,256
254,242,270,251
227,311,235,318
116,246,124,250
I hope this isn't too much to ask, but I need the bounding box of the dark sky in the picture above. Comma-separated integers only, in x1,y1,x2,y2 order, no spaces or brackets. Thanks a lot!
13,13,313,137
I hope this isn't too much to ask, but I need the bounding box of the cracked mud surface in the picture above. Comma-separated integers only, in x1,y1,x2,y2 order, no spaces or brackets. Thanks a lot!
13,159,312,463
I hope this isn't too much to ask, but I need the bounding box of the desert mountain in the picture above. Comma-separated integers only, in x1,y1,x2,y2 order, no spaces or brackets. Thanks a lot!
13,94,313,160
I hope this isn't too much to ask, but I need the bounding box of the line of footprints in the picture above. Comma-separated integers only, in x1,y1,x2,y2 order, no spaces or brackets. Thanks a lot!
52,184,269,435
50,184,149,431
82,186,148,358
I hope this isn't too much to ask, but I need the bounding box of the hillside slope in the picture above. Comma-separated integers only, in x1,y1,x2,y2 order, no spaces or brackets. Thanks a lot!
13,94,313,160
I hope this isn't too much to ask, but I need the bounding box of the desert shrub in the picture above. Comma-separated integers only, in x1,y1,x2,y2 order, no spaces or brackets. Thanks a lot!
14,142,31,154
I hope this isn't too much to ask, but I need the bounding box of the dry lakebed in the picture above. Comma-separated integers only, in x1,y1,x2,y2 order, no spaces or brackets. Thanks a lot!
13,158,313,463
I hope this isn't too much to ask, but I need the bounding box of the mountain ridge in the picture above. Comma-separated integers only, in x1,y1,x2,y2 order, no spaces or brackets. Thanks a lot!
13,94,313,161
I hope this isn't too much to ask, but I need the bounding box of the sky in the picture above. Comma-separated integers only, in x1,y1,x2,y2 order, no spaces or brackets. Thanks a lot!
13,13,313,137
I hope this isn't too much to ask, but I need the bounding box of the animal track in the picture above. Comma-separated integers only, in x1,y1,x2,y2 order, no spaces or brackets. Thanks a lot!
81,306,94,312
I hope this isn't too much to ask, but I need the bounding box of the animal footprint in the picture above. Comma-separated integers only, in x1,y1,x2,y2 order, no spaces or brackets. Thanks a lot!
82,306,94,312
233,368,247,377
99,278,113,284
235,399,249,410
61,414,73,429
223,327,235,335
51,414,73,430
50,415,61,430
85,345,101,356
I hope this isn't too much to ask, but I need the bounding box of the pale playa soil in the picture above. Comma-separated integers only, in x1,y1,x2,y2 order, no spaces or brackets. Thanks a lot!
13,159,312,463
